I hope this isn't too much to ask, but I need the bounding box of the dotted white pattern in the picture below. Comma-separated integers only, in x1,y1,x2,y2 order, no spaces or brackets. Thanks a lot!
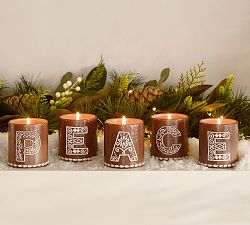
110,131,138,162
104,162,145,168
1,133,249,171
154,156,188,161
207,131,230,162
66,126,88,155
8,161,49,168
156,126,182,155
198,161,235,168
59,156,91,162
16,128,41,162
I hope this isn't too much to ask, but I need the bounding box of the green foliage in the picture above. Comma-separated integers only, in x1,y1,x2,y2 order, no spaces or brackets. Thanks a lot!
0,115,17,132
153,93,181,112
158,68,170,87
14,74,47,95
144,68,170,88
80,58,107,95
207,75,234,104
16,92,59,134
212,89,250,137
125,100,154,123
54,96,73,109
0,78,5,96
201,103,226,112
144,80,157,88
217,75,234,103
0,102,16,116
1,61,250,139
0,102,17,132
176,62,206,96
97,95,124,122
185,84,212,99
109,70,143,94
96,70,146,124
54,72,73,94
97,94,153,125
69,96,98,114
177,96,207,114
176,96,207,137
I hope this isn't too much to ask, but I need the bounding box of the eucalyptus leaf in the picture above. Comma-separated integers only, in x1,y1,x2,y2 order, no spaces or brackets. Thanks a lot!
158,68,170,87
184,84,212,97
54,72,73,94
96,87,112,96
144,80,157,88
55,108,72,117
0,114,17,132
154,93,181,111
0,114,17,122
207,78,228,104
0,102,16,116
202,103,227,112
84,61,107,93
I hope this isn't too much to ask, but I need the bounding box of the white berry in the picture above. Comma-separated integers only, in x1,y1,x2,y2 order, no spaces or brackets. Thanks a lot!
55,92,61,98
75,86,81,91
77,77,82,83
63,83,68,89
66,81,72,86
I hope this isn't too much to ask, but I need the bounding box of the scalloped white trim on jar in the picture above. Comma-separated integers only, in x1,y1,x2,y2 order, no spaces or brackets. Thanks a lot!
198,161,235,168
154,156,188,161
104,161,145,169
8,161,49,168
59,156,92,162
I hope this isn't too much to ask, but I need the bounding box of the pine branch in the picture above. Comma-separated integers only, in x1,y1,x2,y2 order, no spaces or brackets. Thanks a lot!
17,92,57,133
109,70,143,94
14,74,46,95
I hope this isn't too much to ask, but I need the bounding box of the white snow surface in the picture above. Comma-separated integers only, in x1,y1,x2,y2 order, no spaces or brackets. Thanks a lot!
1,132,250,170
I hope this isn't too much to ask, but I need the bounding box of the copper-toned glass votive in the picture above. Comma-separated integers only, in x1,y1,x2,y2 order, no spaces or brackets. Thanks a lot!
104,117,144,168
8,118,49,168
59,113,97,162
199,118,238,168
150,113,188,160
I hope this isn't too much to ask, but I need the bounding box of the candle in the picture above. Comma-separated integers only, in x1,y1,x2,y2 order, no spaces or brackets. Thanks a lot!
8,118,48,168
59,113,97,162
104,117,144,168
199,117,238,168
150,113,188,160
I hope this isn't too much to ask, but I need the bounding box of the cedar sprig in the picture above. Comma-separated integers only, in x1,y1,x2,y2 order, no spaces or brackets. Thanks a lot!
177,61,206,95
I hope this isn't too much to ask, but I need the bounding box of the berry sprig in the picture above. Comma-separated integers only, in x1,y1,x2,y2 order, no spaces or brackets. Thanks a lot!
50,76,82,107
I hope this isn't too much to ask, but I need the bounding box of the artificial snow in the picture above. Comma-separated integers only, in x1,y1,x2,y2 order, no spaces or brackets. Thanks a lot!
1,132,250,170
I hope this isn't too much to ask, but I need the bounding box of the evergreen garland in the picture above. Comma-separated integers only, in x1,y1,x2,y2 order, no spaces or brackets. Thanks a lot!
0,59,250,138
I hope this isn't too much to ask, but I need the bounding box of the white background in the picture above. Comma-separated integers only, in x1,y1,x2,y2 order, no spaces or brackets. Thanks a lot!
0,0,250,93
1,1,250,224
